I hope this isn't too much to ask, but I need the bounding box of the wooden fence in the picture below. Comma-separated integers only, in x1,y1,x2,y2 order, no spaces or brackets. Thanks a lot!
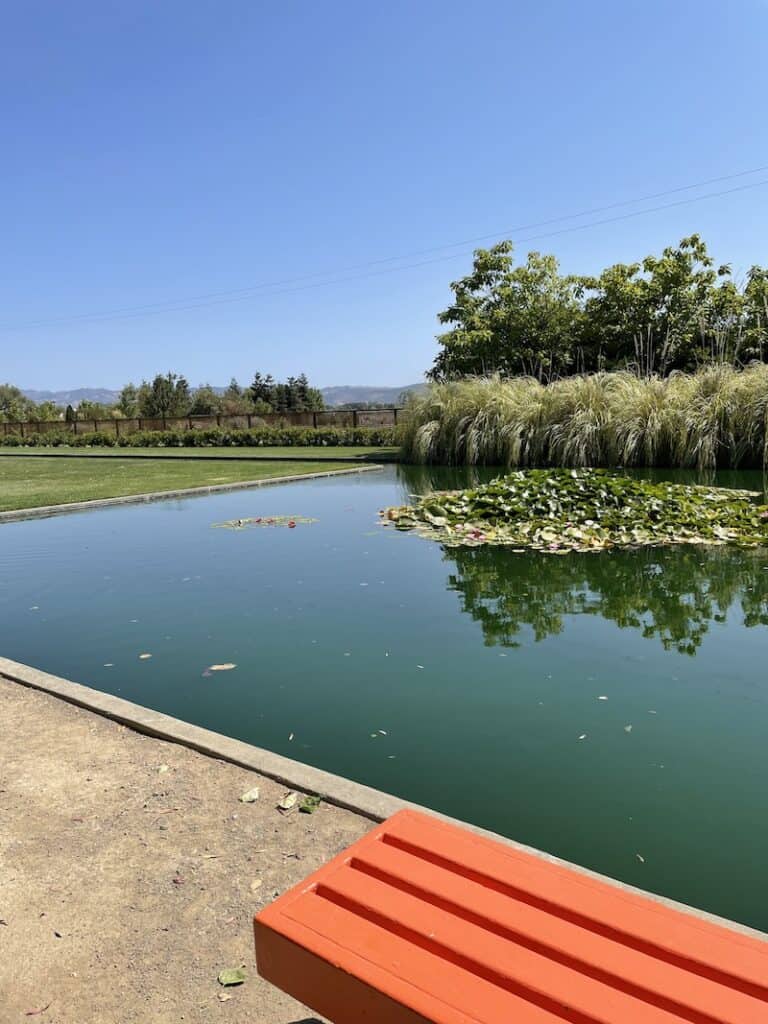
0,407,400,438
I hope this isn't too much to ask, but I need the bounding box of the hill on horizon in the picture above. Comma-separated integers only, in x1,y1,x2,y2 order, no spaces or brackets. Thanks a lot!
20,383,425,408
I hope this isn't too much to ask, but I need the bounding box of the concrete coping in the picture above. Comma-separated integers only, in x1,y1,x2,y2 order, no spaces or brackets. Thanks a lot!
1,654,765,943
0,463,382,523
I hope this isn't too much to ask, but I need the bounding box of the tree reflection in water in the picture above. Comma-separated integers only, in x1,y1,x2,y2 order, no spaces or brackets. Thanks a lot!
441,543,768,655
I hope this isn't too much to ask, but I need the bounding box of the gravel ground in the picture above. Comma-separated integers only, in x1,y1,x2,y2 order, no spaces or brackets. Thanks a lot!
0,677,370,1023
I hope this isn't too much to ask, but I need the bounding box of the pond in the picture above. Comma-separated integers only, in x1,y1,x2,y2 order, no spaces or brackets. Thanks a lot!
1,465,767,932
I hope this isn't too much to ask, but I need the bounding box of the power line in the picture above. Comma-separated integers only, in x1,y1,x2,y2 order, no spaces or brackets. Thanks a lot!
3,165,768,332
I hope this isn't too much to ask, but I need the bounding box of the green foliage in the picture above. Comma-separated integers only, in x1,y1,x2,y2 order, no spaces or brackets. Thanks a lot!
399,365,768,470
384,469,768,552
431,235,768,379
0,426,396,448
432,243,584,381
249,372,324,412
138,372,192,417
188,384,223,415
117,383,139,418
0,384,37,422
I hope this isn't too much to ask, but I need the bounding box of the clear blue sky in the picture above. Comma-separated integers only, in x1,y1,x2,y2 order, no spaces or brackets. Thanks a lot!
2,0,767,390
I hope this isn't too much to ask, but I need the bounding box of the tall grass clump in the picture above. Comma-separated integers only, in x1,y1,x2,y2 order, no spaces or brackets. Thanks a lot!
399,365,768,470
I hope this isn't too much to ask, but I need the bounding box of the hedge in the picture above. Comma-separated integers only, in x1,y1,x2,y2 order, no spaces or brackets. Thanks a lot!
0,425,397,449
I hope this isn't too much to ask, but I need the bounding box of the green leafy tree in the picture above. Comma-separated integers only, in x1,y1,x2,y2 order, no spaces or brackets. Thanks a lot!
430,243,584,381
0,384,36,422
77,399,117,420
221,378,256,415
250,373,275,408
117,383,139,418
34,400,63,421
189,384,222,415
138,373,191,418
65,404,76,422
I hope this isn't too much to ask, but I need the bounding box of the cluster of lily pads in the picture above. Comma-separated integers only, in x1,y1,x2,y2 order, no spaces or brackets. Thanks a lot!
213,515,317,530
381,469,768,553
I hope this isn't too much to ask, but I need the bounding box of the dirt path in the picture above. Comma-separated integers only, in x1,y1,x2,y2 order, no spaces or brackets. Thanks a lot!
0,677,370,1023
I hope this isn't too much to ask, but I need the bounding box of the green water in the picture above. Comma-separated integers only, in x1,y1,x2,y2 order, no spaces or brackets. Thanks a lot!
1,466,767,931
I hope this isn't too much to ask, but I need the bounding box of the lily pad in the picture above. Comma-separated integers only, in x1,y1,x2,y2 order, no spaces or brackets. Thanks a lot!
380,469,768,554
212,515,317,530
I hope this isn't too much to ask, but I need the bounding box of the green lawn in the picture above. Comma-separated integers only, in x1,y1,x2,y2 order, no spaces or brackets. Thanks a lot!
0,445,398,462
0,457,356,512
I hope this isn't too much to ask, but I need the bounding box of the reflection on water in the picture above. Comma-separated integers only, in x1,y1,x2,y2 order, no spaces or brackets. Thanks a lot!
442,544,768,655
396,463,768,655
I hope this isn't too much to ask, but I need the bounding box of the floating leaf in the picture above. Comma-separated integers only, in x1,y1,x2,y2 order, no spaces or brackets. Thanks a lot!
578,734,587,740
624,724,633,733
380,470,768,553
240,787,260,803
217,968,246,987
636,853,645,863
213,515,317,530
209,663,236,672
139,653,152,660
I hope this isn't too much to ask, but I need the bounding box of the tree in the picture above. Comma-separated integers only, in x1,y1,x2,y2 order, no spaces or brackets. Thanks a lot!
250,373,275,408
189,384,222,416
77,399,117,420
221,378,256,415
34,401,63,421
580,235,725,375
138,373,191,418
65,404,76,422
117,383,139,418
0,384,36,422
430,243,584,381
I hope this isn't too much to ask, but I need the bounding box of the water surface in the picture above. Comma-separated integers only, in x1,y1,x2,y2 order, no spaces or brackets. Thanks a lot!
1,466,767,930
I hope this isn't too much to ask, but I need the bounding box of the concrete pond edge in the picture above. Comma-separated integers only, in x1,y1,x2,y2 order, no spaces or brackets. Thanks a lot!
1,654,765,942
0,463,382,523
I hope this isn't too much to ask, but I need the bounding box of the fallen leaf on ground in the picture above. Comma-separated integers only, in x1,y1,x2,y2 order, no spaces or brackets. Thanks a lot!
25,1005,51,1016
277,792,297,812
240,787,260,803
157,764,169,774
217,968,246,986
139,653,152,660
250,879,263,892
299,795,322,815
217,992,233,1002
209,663,236,672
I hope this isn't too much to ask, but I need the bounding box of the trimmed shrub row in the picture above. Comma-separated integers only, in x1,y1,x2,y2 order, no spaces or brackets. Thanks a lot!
0,426,397,449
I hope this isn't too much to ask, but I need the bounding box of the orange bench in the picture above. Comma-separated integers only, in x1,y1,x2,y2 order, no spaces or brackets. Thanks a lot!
254,808,768,1023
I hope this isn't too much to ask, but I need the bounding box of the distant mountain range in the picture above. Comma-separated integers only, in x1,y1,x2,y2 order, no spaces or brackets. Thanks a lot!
21,383,426,408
